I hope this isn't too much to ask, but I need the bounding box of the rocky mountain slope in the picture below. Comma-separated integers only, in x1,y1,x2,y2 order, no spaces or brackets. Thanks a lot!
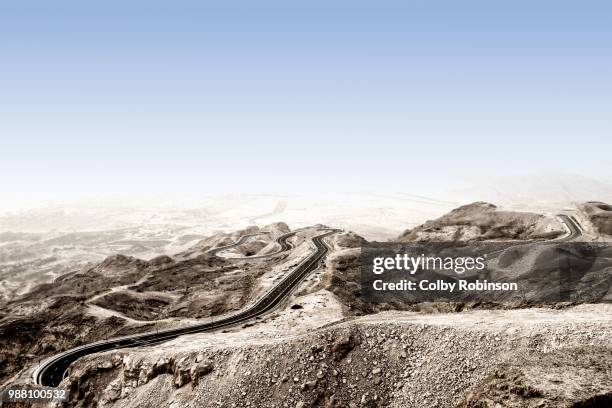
62,306,612,408
0,223,307,385
397,202,563,242
580,202,612,236
1,203,610,407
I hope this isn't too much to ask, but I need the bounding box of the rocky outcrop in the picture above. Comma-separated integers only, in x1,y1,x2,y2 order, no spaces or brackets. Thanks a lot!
580,201,612,236
148,255,174,267
333,232,363,249
262,222,291,235
96,254,149,272
85,352,216,403
319,247,374,315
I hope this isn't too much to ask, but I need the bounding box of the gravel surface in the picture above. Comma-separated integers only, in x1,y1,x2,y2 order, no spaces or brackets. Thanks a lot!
63,305,611,408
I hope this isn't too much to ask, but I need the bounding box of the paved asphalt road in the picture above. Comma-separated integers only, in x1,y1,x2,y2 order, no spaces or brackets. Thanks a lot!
557,214,582,240
208,230,296,259
34,228,339,387
33,216,583,387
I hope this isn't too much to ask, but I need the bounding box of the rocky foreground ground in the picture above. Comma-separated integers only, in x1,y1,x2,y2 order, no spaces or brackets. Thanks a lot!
65,305,611,408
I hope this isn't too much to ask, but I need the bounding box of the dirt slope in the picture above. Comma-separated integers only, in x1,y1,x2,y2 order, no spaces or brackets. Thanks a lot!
62,306,612,408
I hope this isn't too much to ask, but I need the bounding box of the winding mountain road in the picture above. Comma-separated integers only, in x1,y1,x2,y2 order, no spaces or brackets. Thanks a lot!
34,228,339,387
557,214,582,240
32,215,583,387
209,230,296,259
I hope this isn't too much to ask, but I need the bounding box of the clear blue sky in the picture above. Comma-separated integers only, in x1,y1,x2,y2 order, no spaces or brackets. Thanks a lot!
1,1,610,207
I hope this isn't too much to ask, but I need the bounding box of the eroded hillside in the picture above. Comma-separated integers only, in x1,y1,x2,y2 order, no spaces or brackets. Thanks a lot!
0,223,317,385
63,306,612,408
1,203,610,408
397,202,563,242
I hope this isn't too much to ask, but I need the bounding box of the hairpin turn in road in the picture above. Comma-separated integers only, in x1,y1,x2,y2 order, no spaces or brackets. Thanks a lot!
34,228,339,387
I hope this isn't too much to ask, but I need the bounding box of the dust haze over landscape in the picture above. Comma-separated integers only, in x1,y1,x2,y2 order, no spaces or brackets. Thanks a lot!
2,174,610,300
2,1,612,407
3,182,612,407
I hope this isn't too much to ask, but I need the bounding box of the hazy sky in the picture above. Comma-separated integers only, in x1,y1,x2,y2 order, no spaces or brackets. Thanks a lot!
1,1,610,209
